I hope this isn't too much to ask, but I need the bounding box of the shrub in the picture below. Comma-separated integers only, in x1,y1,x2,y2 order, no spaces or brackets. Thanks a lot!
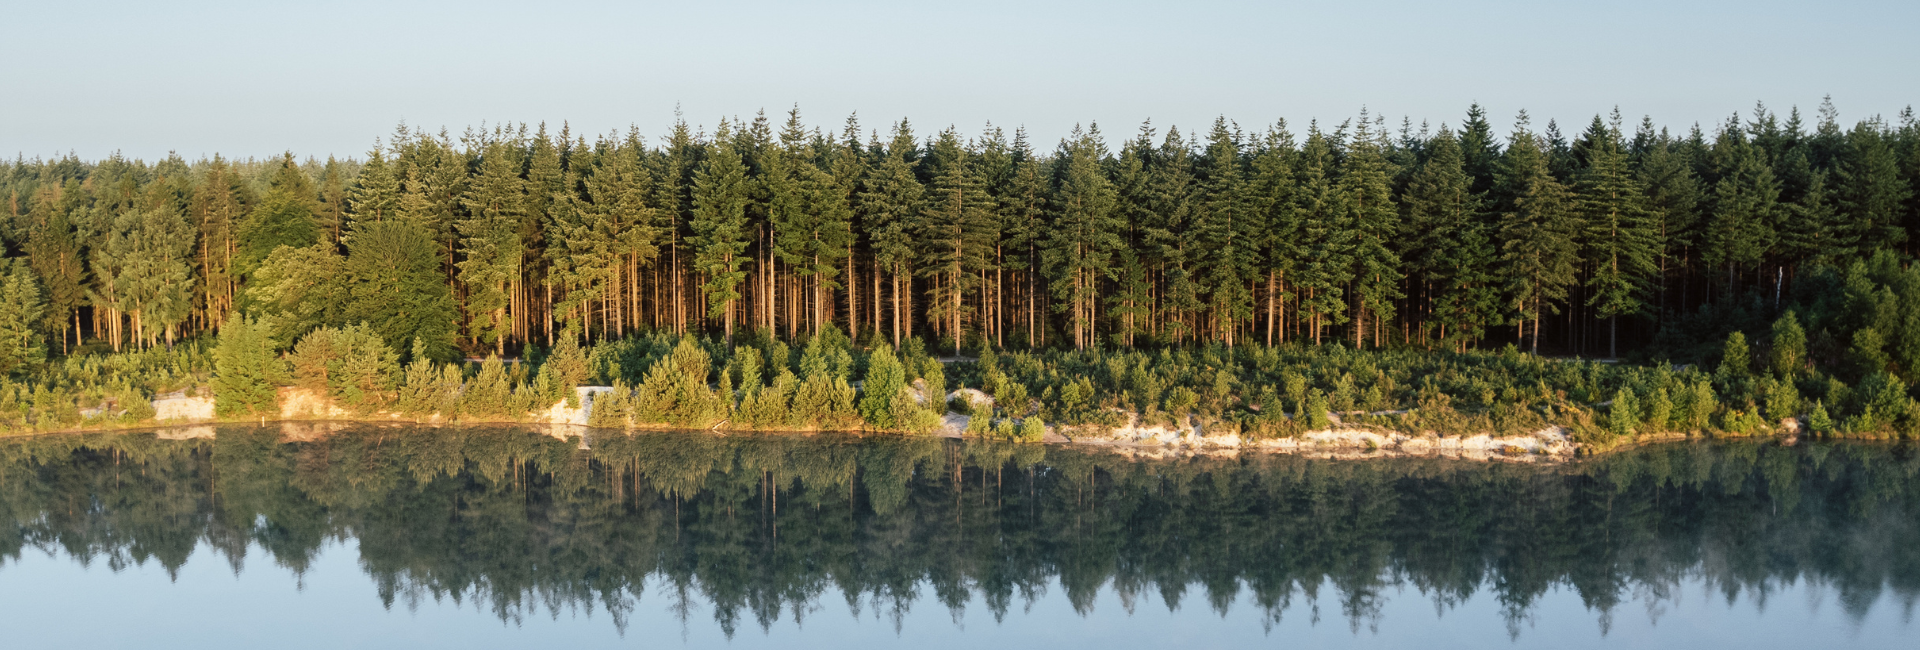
1017,416,1045,442
460,355,513,420
288,324,400,413
859,344,905,429
212,316,284,417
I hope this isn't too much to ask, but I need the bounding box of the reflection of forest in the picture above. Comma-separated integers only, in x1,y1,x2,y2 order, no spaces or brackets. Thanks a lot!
1,426,1916,637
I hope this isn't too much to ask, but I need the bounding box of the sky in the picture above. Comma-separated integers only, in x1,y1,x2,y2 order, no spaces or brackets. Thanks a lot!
3,0,1916,162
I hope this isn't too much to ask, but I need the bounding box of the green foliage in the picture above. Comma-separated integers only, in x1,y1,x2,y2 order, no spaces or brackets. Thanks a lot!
460,355,513,420
1017,416,1046,442
1610,387,1638,438
287,324,400,413
540,333,591,406
1807,400,1834,434
859,344,906,430
0,260,47,376
212,316,284,417
632,337,723,427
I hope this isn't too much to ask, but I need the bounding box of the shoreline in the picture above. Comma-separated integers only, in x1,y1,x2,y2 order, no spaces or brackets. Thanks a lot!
2,412,1806,464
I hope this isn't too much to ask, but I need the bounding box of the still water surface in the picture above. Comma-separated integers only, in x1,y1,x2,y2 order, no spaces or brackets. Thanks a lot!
0,425,1914,648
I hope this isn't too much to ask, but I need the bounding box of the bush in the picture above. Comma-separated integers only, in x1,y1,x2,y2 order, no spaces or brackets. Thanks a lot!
212,316,284,417
859,344,905,430
1017,416,1045,442
287,324,400,413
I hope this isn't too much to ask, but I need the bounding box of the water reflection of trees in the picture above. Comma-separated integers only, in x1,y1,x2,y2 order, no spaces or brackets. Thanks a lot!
0,426,1915,637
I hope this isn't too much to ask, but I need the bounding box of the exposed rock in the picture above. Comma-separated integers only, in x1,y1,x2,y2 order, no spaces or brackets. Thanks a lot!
278,387,349,419
153,396,216,422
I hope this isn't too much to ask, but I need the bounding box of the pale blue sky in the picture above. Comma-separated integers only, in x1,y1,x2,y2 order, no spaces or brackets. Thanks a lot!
4,0,1915,161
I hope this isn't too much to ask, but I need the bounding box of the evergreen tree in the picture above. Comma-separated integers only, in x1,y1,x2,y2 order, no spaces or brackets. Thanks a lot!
1403,127,1496,350
23,187,85,352
0,260,46,376
1294,124,1352,343
1195,118,1258,345
237,154,322,277
1247,120,1299,346
1575,114,1658,357
1042,125,1123,349
1336,114,1403,348
212,315,284,416
917,128,997,352
1703,121,1780,290
691,123,753,342
858,121,925,345
1495,112,1580,354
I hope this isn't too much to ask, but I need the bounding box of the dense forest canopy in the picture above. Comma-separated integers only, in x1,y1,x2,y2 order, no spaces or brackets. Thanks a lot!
5,101,1920,444
5,100,1915,363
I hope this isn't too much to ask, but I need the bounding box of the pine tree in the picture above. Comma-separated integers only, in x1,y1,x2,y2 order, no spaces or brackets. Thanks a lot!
237,154,322,277
1836,120,1912,253
1195,117,1258,345
350,144,401,225
1703,120,1780,290
0,260,46,376
458,141,526,354
212,315,284,416
23,186,85,352
1247,120,1299,346
1294,124,1352,344
1459,103,1504,195
1042,125,1123,349
111,189,195,348
691,122,753,342
1337,114,1403,348
917,128,997,353
1575,114,1658,357
1144,127,1202,342
188,156,245,331
858,121,925,345
1403,127,1496,350
1495,112,1580,354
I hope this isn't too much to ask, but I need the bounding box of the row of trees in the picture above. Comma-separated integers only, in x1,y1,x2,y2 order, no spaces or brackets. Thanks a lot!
5,100,1917,362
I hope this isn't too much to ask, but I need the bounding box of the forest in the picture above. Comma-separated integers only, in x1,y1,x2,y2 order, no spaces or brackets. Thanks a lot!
3,100,1920,442
1,428,1915,637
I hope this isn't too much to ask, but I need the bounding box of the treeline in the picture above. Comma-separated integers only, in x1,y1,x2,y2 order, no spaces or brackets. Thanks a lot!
4,100,1917,366
2,429,1914,636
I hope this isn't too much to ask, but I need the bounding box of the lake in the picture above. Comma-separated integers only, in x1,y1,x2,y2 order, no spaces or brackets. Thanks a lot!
0,425,1914,648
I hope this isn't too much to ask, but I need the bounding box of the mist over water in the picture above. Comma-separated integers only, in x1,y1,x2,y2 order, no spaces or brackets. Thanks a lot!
0,426,1914,648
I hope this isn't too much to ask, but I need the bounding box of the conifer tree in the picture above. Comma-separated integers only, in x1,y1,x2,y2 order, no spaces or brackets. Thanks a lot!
1575,114,1658,357
1042,125,1122,349
858,122,925,345
1403,127,1496,350
1337,115,1404,348
1195,118,1258,345
1294,124,1352,344
350,144,401,225
458,141,526,354
23,187,85,352
1495,112,1580,354
188,157,245,330
0,260,46,376
1247,121,1299,345
917,128,997,353
1703,121,1780,290
691,123,753,342
237,154,323,278
1836,120,1912,253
